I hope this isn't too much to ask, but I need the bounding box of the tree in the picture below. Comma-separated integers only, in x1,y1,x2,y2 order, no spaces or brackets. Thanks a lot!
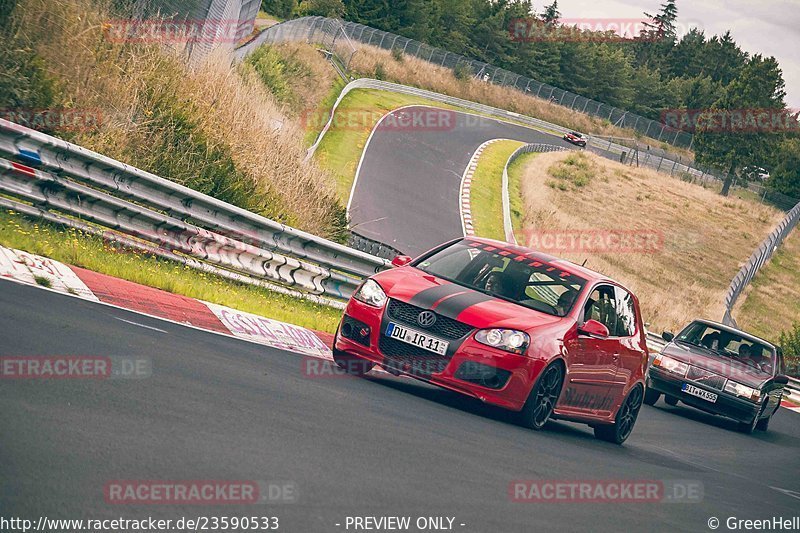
541,0,559,25
665,75,721,111
643,0,677,41
633,0,677,72
342,0,391,27
668,27,706,78
767,138,800,200
629,66,666,118
261,0,297,19
293,0,345,17
694,54,787,196
581,44,634,109
705,31,746,86
392,0,436,41
426,0,479,58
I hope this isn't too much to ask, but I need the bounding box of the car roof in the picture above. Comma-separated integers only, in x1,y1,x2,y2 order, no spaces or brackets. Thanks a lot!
686,319,776,349
465,237,612,283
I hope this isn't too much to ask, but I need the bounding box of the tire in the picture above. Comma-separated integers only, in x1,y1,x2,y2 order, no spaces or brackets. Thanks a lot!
755,416,770,432
737,416,758,434
643,387,661,406
738,402,766,434
518,362,564,430
664,394,679,406
594,385,644,445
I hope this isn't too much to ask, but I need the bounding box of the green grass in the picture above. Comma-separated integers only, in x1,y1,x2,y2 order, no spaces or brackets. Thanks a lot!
311,84,588,205
506,151,538,241
313,89,468,202
547,152,595,190
737,227,800,346
33,275,52,288
469,140,524,241
0,209,342,333
304,77,347,147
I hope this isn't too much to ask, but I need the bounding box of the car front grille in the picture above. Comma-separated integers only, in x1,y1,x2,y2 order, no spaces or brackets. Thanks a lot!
378,336,453,376
686,366,727,390
386,299,474,339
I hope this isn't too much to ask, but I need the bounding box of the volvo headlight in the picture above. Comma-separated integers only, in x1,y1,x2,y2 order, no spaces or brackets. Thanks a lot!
475,329,530,355
724,380,760,402
653,354,689,376
353,279,387,308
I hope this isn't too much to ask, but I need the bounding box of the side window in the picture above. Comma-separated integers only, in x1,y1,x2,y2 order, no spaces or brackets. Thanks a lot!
583,285,618,335
614,287,637,337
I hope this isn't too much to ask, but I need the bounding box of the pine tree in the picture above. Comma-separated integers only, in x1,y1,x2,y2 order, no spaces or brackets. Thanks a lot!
542,0,559,25
695,54,787,195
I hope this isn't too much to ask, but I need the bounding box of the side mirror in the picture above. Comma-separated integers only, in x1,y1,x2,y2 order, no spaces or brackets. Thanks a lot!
579,319,610,339
662,331,675,342
774,375,790,385
391,255,412,268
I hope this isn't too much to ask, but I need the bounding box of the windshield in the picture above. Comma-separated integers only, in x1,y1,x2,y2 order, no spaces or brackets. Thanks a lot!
676,322,776,374
415,241,587,316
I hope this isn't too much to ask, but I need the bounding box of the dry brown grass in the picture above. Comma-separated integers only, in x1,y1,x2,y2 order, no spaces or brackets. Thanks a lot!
10,0,344,238
516,151,784,333
269,43,339,114
350,46,694,160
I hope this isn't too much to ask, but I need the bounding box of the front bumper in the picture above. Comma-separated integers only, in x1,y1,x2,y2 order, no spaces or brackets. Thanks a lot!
335,298,545,411
647,367,760,423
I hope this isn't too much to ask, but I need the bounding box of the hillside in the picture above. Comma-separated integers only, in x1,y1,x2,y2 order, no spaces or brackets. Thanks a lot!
512,151,792,335
1,0,345,239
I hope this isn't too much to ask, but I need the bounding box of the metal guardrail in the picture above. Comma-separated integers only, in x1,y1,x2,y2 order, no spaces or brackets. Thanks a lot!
300,78,706,180
249,17,695,150
241,17,798,211
501,143,568,244
237,20,800,210
787,377,800,402
722,200,800,326
645,332,668,357
0,118,389,303
235,15,357,69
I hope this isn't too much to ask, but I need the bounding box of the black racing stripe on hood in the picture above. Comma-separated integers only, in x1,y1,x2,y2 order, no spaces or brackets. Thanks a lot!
408,283,467,309
432,290,495,320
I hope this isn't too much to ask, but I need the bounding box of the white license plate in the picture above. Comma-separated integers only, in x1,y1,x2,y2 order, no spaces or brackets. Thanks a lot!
682,383,718,403
385,322,449,355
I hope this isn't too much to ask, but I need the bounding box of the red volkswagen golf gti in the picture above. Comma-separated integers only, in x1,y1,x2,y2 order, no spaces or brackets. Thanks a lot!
333,238,649,444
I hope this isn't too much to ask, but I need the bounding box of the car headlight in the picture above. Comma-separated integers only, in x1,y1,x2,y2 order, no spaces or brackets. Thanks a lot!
353,279,387,308
724,380,761,402
475,329,530,355
653,354,689,376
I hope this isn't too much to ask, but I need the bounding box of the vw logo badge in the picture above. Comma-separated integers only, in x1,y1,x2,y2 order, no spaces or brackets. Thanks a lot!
417,311,437,328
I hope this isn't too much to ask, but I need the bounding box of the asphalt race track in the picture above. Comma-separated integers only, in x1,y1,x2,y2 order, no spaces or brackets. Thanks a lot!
2,281,799,532
348,106,580,256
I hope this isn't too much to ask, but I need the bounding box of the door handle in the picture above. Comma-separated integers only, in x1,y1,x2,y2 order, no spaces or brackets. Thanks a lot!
612,353,620,361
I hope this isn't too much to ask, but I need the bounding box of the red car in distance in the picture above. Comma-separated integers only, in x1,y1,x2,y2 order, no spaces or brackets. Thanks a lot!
563,131,587,147
333,237,649,444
